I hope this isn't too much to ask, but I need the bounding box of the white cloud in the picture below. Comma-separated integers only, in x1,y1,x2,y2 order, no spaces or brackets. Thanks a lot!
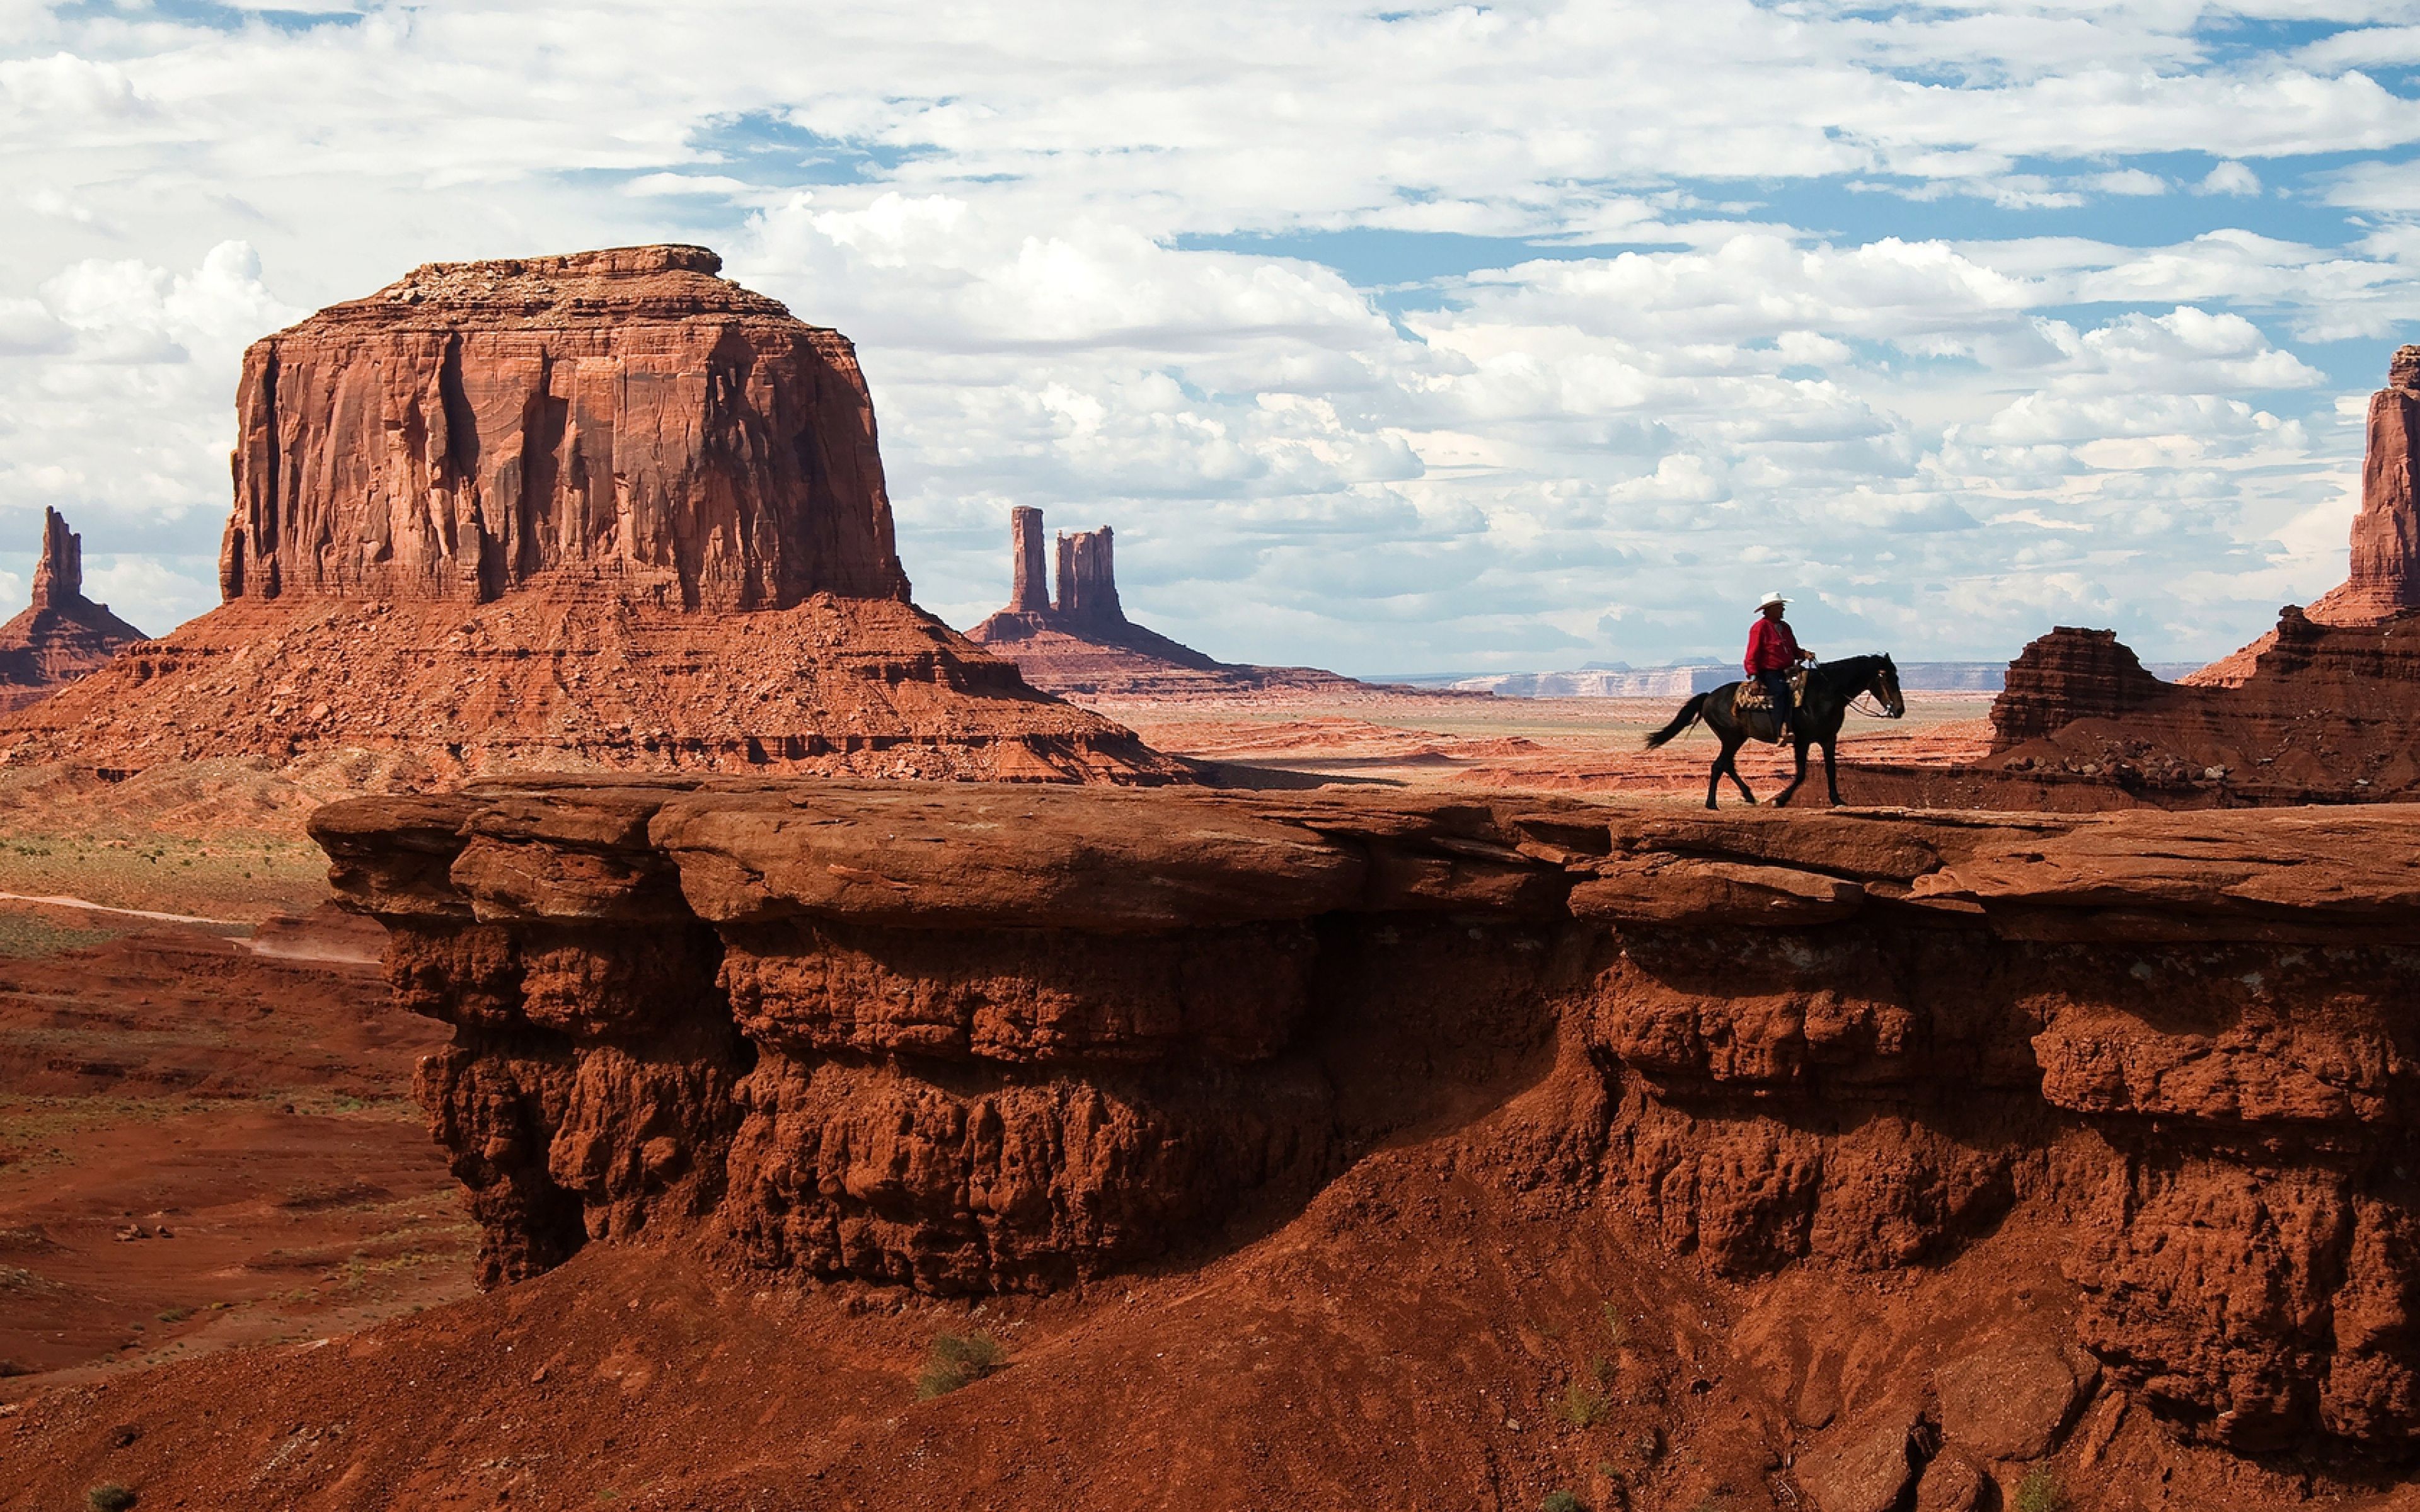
2088,168,2169,196
79,557,212,634
5,2,2419,665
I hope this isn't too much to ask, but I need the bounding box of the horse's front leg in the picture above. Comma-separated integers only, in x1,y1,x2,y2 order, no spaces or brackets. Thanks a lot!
1774,736,1809,806
1823,738,1841,805
1727,738,1759,805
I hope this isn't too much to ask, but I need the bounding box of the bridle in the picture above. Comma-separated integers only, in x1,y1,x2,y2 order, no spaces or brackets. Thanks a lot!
1829,657,1904,720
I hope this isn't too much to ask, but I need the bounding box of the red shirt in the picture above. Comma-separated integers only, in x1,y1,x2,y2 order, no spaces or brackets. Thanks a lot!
1745,616,1800,675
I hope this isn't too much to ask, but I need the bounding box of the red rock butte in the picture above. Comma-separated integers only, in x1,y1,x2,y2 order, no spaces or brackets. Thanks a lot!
0,248,1178,784
0,507,146,713
967,505,1429,701
218,244,906,612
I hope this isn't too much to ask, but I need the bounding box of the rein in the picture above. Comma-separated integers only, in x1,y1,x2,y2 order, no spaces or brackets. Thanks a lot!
1810,656,1896,721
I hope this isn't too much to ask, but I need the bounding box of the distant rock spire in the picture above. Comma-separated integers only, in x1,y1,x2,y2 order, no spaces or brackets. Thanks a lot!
1009,507,1050,614
1,506,145,712
1054,525,1122,627
30,507,81,610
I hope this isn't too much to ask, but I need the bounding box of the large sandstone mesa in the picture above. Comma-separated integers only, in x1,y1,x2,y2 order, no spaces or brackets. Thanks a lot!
967,506,1438,701
0,249,1175,784
0,507,145,713
218,244,904,611
323,778,2420,1471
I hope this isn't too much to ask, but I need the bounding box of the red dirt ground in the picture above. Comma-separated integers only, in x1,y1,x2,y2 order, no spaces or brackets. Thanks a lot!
0,907,470,1399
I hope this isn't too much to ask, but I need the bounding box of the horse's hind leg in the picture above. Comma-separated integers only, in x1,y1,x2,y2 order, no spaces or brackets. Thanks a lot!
1705,755,1722,810
1824,739,1841,805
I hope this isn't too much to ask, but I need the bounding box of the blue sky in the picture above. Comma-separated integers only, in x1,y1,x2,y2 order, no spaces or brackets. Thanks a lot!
9,3,2420,673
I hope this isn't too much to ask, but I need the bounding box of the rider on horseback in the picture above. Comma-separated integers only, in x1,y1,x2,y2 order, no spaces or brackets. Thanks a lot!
1746,591,1816,738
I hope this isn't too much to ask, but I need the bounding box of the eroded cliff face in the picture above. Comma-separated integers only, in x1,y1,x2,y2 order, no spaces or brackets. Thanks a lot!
221,244,908,612
1968,612,2420,803
318,779,2420,1472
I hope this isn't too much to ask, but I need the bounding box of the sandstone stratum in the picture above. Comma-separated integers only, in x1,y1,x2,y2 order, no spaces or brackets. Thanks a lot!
0,507,145,713
0,247,1173,786
968,505,1450,701
16,776,2377,1511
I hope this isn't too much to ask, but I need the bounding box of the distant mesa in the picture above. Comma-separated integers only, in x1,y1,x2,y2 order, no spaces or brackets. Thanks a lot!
0,508,146,713
0,246,1177,785
967,506,1456,701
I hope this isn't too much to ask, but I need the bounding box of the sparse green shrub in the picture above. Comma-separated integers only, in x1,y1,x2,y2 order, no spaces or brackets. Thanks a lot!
2014,1465,2065,1512
1541,1492,1585,1512
1601,1302,1626,1346
88,1486,137,1512
1558,1377,1610,1429
914,1331,1007,1399
155,1307,190,1324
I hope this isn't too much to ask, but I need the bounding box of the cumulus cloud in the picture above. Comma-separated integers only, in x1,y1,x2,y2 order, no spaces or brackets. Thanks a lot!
6,1,2420,665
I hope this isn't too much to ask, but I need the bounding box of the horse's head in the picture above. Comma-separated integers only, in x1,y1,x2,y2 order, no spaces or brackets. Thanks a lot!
1869,653,1906,719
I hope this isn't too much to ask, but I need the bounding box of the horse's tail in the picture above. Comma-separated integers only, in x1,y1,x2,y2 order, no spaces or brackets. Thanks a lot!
1642,692,1710,750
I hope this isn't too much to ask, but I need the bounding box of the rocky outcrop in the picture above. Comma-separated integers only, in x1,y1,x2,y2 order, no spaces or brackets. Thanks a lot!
1950,611,2420,803
321,777,2420,1460
1989,627,2168,747
220,244,907,611
0,507,146,712
0,250,1177,784
2312,344,2420,626
967,507,1443,702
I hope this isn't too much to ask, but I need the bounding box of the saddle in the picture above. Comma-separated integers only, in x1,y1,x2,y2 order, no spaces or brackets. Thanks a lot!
1732,667,1809,744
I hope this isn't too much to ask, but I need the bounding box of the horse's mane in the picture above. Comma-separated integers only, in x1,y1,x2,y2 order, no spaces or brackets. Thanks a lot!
1810,653,1887,690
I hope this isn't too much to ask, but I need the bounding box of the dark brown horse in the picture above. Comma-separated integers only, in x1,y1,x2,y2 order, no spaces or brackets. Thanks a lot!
1642,653,1906,809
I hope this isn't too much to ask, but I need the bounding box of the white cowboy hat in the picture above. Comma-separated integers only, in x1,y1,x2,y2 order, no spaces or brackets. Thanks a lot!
1756,591,1788,610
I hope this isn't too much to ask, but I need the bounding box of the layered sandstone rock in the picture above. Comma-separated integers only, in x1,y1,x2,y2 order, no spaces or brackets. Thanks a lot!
1964,611,2420,802
219,244,905,611
967,506,1440,701
322,777,2420,1462
1989,627,2167,746
0,249,1176,783
0,508,145,712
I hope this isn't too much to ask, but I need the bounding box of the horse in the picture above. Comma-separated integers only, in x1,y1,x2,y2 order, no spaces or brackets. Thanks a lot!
1642,653,1906,810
